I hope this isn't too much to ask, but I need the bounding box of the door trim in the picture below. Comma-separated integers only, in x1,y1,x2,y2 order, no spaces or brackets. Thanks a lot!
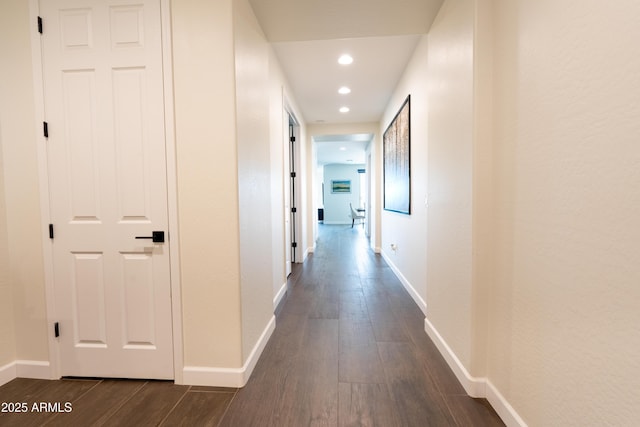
284,100,303,265
29,0,183,381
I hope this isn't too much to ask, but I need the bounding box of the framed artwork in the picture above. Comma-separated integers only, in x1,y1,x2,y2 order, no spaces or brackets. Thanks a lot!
383,95,411,214
331,180,351,193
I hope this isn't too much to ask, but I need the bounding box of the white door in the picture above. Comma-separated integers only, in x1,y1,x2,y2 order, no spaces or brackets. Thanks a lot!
41,0,173,379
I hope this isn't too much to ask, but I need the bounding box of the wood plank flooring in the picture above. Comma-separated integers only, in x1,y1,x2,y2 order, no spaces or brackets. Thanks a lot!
0,224,503,426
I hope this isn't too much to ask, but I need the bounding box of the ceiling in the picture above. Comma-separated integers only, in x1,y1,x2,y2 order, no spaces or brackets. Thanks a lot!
313,134,372,166
248,0,444,164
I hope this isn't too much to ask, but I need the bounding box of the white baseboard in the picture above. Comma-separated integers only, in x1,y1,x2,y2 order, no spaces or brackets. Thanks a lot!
486,379,529,427
16,360,53,379
182,315,276,388
423,317,485,397
183,365,246,388
423,317,527,427
274,281,287,310
381,251,427,315
0,360,53,386
0,361,17,387
379,252,529,422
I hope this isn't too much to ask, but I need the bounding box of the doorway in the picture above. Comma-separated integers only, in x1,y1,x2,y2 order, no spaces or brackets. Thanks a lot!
285,112,302,270
37,0,175,379
313,133,372,233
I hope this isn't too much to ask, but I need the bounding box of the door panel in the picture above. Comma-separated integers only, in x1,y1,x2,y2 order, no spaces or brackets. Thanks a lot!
72,252,107,346
113,67,151,220
41,0,173,379
120,252,156,347
62,70,100,220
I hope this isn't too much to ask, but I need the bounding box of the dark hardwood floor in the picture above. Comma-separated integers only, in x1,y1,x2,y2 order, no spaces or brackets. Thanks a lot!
0,224,503,426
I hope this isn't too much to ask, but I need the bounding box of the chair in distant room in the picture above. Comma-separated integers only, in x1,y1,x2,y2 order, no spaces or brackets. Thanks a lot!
350,203,365,228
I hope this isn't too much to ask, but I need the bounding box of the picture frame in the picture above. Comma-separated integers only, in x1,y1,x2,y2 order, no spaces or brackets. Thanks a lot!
383,95,411,214
331,180,351,194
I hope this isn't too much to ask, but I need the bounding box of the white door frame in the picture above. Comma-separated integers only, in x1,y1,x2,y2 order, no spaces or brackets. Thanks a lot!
29,0,183,382
283,106,292,277
284,99,302,265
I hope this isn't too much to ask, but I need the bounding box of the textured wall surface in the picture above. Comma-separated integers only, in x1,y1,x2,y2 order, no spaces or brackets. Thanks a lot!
489,0,640,424
424,0,475,369
234,0,277,362
379,35,430,306
171,0,243,367
0,0,48,363
0,120,16,367
381,0,640,424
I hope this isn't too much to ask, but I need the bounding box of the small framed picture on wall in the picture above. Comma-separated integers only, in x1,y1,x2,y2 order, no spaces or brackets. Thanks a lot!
331,180,351,193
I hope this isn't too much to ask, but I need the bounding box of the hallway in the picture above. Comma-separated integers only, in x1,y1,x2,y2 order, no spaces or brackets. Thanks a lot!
221,224,502,426
0,225,503,426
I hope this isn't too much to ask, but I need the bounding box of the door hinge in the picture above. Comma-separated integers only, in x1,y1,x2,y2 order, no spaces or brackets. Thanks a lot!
290,172,296,178
54,322,59,338
292,242,297,248
37,16,43,34
43,121,49,138
290,136,295,142
49,224,54,239
291,207,297,213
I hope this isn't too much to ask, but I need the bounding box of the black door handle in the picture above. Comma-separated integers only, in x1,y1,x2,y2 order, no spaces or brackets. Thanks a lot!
135,231,165,243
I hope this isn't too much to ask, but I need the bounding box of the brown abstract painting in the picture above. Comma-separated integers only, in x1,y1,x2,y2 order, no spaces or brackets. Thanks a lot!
383,95,411,214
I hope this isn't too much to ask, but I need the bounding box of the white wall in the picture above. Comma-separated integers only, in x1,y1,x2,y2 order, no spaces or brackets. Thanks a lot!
171,0,243,370
269,58,300,301
322,164,365,224
297,124,310,259
488,0,640,424
381,0,640,425
0,0,49,368
234,0,277,362
316,165,324,210
173,0,305,378
234,1,306,360
425,0,475,371
380,36,430,313
268,55,285,300
0,120,16,369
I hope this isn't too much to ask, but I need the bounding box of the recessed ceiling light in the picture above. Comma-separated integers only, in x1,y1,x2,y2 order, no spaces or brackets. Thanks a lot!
338,54,353,65
339,147,347,151
339,107,350,113
338,86,351,94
